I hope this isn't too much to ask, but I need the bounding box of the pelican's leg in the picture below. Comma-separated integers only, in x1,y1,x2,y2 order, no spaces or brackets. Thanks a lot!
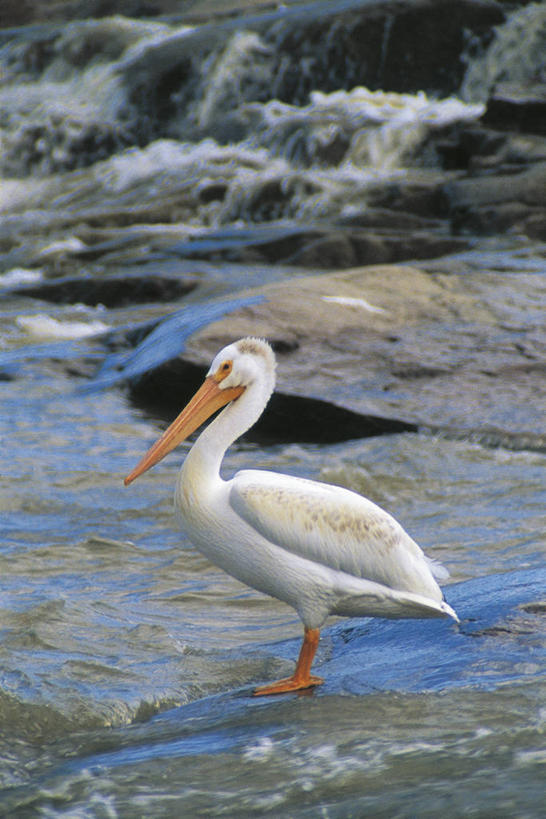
253,627,324,696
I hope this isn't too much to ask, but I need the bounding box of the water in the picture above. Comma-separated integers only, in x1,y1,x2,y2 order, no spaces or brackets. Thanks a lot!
1,360,544,814
1,1,545,816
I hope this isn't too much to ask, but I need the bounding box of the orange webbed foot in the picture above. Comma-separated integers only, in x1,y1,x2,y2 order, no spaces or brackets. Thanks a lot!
253,626,322,696
253,674,324,696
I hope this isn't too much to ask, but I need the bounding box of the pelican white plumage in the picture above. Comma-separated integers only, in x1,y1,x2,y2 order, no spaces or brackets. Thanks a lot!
125,337,458,695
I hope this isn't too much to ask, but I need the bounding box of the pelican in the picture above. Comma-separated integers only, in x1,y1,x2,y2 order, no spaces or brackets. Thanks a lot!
125,337,458,695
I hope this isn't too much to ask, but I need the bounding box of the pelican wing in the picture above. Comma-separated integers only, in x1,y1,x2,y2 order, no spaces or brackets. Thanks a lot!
229,469,442,600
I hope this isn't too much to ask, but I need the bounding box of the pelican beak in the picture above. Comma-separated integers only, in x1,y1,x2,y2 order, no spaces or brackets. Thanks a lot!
124,376,244,485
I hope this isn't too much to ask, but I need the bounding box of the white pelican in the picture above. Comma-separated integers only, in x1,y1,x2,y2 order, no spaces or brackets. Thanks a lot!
125,337,458,695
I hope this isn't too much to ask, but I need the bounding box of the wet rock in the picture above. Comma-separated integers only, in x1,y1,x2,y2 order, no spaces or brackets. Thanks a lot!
445,162,546,210
166,223,470,268
337,208,443,231
521,212,546,241
364,108,546,238
175,263,545,446
290,231,469,268
443,161,546,236
0,0,182,26
128,357,417,445
0,0,35,27
289,233,359,269
260,0,505,101
10,273,197,308
367,177,451,220
366,117,545,238
483,83,546,137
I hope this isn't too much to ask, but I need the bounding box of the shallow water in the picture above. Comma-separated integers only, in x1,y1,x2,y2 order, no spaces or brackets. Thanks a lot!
1,347,545,814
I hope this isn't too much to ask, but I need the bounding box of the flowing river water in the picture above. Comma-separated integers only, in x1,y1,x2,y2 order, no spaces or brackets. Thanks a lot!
1,2,545,816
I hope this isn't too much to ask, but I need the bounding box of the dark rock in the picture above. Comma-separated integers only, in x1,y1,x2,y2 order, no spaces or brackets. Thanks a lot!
368,178,451,220
0,0,35,27
444,162,546,209
166,223,470,268
262,0,505,101
452,201,544,236
128,356,417,445
483,83,546,136
289,231,469,268
197,182,229,204
260,393,418,444
424,125,508,173
0,117,134,179
289,233,359,269
10,273,197,308
337,208,443,231
443,161,546,236
521,211,546,240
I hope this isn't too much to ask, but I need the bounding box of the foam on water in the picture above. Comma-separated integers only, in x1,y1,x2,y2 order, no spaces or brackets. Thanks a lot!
0,14,485,227
16,314,110,339
0,17,188,177
461,3,546,102
0,267,43,287
249,87,484,170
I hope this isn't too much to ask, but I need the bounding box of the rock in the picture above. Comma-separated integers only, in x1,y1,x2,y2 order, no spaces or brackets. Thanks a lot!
128,357,417,445
443,161,546,236
521,212,546,241
444,162,546,209
483,83,546,136
166,223,470,268
0,0,34,27
173,263,545,445
287,233,359,269
10,273,197,308
367,177,451,220
260,0,506,100
0,0,182,26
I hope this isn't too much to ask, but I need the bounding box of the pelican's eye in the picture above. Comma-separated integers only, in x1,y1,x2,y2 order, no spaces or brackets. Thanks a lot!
215,359,233,382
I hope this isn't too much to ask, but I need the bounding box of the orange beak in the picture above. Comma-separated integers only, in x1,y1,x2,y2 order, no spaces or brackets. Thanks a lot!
124,376,244,486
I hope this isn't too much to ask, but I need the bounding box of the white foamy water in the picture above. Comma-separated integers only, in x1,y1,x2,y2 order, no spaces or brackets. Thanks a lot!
77,83,483,225
36,237,87,260
16,314,110,339
0,12,485,228
461,2,546,102
247,86,484,169
0,17,183,177
0,268,43,287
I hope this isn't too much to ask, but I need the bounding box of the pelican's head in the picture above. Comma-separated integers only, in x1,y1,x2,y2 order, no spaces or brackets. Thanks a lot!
124,337,275,485
208,337,276,392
